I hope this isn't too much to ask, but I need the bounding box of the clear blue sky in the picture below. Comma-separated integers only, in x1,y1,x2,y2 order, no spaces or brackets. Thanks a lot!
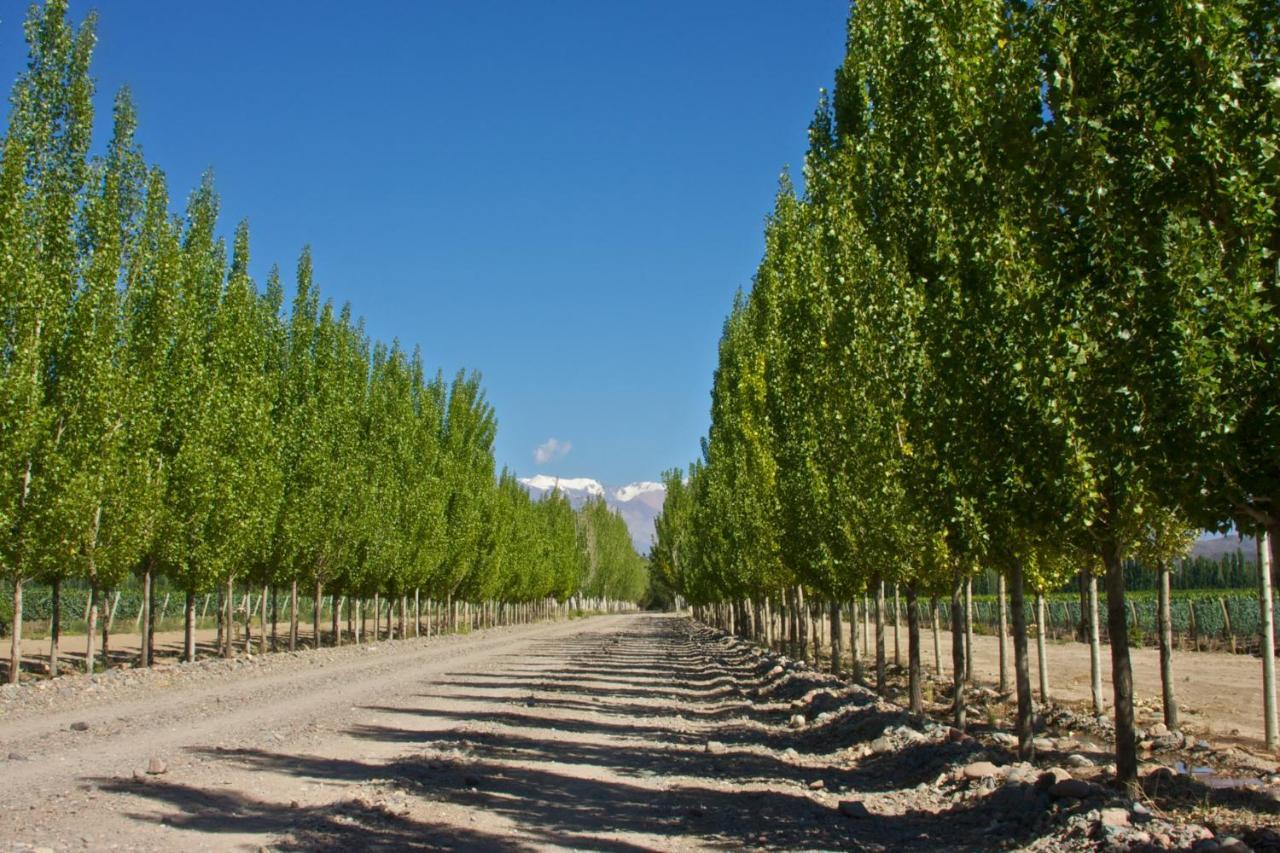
0,1,850,486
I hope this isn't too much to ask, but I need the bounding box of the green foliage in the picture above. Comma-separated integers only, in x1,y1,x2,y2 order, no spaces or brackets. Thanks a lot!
0,0,648,641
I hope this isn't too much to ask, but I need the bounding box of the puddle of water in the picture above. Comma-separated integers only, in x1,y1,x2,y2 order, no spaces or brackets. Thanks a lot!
1172,761,1265,790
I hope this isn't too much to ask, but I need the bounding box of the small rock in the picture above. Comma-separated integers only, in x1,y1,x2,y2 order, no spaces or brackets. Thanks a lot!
1065,753,1094,768
991,732,1018,747
1049,778,1094,799
870,737,894,754
70,721,89,732
289,800,300,809
8,751,29,761
962,761,1004,780
767,665,784,678
838,800,871,819
1216,837,1250,853
1033,737,1055,752
1099,807,1129,828
1149,722,1170,737
131,769,146,781
790,714,807,728
808,779,825,790
704,740,726,755
146,757,167,775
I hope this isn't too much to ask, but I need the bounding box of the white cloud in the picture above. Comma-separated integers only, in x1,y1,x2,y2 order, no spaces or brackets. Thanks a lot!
534,437,572,465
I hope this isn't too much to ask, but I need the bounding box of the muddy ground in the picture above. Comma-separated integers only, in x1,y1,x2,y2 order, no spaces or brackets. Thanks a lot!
1,614,1277,851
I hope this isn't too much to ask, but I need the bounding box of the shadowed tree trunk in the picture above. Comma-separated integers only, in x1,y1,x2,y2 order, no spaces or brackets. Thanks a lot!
830,600,843,676
289,580,298,651
1102,535,1138,792
931,596,942,675
1035,591,1049,704
8,578,22,684
85,583,98,675
907,583,922,714
49,578,62,676
950,567,965,730
997,574,1008,693
1008,558,1033,760
874,578,886,693
1157,561,1175,728
139,569,151,669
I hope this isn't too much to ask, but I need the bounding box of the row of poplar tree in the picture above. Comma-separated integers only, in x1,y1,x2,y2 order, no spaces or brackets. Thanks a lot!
652,0,1277,792
1,1,647,682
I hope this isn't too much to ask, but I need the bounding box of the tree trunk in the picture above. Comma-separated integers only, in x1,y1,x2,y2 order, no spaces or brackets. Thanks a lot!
314,580,323,647
223,576,234,658
1157,561,1176,729
907,582,922,715
101,589,113,672
1102,536,1138,792
139,569,151,669
147,582,158,666
1090,574,1105,716
950,567,965,730
50,577,62,677
270,585,278,652
332,593,341,647
965,577,974,683
997,574,1008,693
1008,560,1034,760
1260,529,1277,750
8,577,22,684
373,593,381,641
85,583,98,675
829,600,843,676
893,583,901,668
415,589,421,638
184,590,196,663
930,596,941,675
874,578,886,694
260,585,269,654
796,586,808,662
849,598,863,682
1035,591,1049,705
289,580,298,651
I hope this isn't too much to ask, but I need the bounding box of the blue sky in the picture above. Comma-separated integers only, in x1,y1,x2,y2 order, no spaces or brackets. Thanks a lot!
0,2,850,486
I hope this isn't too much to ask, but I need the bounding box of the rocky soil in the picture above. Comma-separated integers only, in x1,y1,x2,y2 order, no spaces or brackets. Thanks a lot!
0,613,1276,851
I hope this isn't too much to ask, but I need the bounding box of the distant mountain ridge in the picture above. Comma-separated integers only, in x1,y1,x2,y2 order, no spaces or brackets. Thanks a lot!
518,476,664,554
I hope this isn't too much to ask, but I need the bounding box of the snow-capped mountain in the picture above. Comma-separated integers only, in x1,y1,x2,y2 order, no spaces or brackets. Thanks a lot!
518,476,666,554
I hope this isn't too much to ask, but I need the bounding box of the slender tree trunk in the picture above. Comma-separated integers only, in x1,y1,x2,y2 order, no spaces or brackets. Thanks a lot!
1089,574,1105,716
184,590,196,663
796,586,808,662
140,569,152,669
270,586,278,652
874,578,886,693
223,576,234,658
997,574,1008,693
893,583,901,668
147,582,158,665
931,596,942,675
1157,561,1176,728
50,577,62,677
85,583,98,675
8,577,22,684
1008,561,1033,759
1260,529,1277,751
907,582,922,715
260,585,268,654
314,580,323,648
289,580,298,651
964,577,974,683
950,567,966,729
1102,536,1138,792
1035,591,1049,704
400,595,407,639
849,598,863,681
332,593,341,647
415,589,421,638
101,589,114,672
829,600,843,676
373,593,381,641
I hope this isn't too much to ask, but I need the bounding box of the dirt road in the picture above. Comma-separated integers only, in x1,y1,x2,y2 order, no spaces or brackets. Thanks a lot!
0,614,1268,851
